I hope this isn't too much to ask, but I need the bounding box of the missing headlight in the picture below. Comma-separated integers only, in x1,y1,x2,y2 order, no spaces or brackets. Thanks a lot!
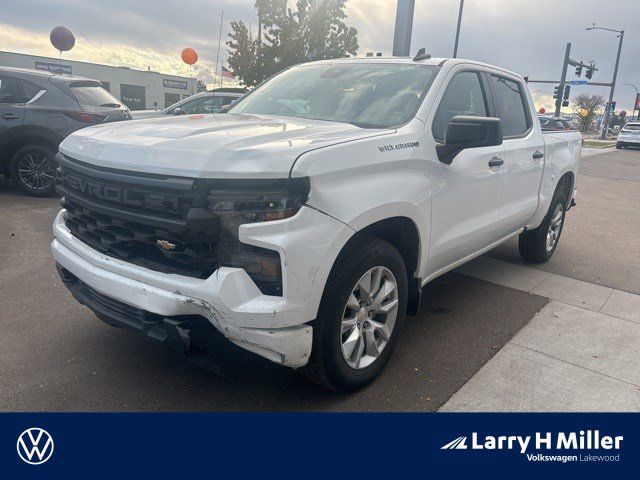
207,178,310,296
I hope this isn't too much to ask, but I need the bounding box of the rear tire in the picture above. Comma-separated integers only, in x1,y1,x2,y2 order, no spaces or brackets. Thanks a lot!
519,189,567,263
301,236,408,392
11,145,57,197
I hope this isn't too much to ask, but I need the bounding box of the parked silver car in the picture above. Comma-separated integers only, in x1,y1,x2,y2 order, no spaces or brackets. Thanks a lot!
0,66,131,196
616,122,640,149
131,88,247,120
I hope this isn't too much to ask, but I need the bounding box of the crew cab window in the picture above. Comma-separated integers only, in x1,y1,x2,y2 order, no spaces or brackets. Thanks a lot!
488,74,531,137
432,71,488,142
0,76,25,104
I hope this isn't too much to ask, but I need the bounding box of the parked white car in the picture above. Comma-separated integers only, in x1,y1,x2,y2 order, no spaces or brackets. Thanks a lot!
617,122,640,149
51,56,581,391
131,88,246,120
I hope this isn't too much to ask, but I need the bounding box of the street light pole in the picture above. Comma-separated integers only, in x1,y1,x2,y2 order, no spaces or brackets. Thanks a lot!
453,0,465,58
586,23,625,139
623,83,639,121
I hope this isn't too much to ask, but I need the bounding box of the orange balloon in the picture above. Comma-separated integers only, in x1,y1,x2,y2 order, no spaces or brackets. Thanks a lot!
181,48,198,65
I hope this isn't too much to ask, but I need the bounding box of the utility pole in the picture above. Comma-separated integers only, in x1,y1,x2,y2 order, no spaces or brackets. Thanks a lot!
586,23,625,139
453,0,465,58
555,43,571,117
601,30,624,138
392,0,415,57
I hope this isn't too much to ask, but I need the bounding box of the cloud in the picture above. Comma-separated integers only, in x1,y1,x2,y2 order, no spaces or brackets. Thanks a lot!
2,0,640,111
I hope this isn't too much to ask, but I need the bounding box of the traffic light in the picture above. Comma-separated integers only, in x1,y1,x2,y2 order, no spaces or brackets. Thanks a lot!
562,85,571,107
553,85,561,100
575,65,582,76
610,101,616,112
585,67,594,79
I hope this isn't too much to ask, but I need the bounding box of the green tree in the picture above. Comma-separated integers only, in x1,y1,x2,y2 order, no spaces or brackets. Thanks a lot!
196,79,208,93
227,0,359,87
573,93,605,133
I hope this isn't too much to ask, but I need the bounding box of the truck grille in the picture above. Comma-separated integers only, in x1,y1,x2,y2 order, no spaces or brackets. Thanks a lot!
56,155,220,279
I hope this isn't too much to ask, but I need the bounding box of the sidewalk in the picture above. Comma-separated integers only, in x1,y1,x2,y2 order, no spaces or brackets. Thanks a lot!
441,256,640,412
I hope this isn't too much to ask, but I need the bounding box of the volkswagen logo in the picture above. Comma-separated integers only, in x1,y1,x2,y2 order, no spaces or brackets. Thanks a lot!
17,428,54,465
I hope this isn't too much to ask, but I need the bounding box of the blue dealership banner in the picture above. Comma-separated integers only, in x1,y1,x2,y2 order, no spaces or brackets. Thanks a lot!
1,413,637,478
163,78,188,90
34,61,72,75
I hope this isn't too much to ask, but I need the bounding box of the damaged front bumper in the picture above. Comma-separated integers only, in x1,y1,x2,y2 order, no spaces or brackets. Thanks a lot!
51,211,316,367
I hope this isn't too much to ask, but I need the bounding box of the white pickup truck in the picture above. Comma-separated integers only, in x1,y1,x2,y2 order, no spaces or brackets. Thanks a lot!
51,56,581,391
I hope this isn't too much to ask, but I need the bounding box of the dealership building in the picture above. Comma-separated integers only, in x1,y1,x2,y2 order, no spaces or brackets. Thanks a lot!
0,50,197,110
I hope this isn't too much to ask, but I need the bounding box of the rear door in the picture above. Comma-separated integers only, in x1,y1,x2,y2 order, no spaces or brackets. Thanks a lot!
0,75,26,142
485,70,545,236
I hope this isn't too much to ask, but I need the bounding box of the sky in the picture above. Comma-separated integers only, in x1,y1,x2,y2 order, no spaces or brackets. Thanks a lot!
1,0,639,113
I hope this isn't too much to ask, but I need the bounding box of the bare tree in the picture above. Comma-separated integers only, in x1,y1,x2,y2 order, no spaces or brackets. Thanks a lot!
573,93,605,133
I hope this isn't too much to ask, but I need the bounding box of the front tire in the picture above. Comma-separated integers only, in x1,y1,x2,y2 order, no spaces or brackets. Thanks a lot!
519,189,567,263
302,237,408,392
11,145,57,197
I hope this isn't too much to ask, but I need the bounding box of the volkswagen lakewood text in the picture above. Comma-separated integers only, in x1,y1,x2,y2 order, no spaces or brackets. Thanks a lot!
51,56,581,391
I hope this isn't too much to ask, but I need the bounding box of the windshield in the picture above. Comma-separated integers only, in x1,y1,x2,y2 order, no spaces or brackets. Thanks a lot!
623,123,640,131
231,63,440,128
69,83,121,107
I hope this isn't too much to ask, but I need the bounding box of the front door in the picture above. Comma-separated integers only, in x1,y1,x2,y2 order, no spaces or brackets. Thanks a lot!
0,75,26,142
427,69,505,276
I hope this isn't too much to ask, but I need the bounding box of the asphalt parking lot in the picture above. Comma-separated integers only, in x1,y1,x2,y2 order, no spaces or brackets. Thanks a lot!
0,147,637,411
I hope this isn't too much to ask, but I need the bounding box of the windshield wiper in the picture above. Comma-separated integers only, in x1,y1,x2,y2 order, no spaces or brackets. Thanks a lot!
99,103,121,108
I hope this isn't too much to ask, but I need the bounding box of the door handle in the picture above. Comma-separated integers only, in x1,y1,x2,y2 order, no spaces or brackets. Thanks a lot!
1,113,20,121
488,157,504,167
533,151,545,160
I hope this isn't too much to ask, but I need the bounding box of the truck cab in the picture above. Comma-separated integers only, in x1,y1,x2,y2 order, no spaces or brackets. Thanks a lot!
51,57,581,391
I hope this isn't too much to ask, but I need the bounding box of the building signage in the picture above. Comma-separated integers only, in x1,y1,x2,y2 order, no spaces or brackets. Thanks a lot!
163,79,188,90
569,80,588,85
35,61,72,75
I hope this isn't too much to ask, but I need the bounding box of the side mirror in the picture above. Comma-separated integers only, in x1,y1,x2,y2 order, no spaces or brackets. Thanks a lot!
436,115,503,165
173,107,184,116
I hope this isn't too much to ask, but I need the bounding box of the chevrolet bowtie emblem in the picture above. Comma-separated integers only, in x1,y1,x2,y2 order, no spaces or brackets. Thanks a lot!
156,239,176,251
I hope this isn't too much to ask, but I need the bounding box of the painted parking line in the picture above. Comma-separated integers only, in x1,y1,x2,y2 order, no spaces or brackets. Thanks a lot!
444,256,640,412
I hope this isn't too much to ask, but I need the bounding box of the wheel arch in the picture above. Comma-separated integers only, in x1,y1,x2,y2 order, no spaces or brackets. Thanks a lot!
557,170,574,207
314,214,425,320
356,217,423,315
1,127,62,177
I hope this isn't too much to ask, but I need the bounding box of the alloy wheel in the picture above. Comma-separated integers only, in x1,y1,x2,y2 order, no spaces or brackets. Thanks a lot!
546,203,564,252
340,266,399,369
17,153,55,191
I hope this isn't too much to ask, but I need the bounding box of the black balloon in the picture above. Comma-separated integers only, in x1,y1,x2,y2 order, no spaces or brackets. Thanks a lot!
50,26,75,52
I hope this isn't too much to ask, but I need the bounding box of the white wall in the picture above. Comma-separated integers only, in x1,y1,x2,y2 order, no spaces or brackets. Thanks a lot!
0,51,197,110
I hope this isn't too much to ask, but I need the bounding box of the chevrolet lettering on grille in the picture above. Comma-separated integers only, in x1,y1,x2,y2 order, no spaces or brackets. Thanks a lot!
63,172,180,214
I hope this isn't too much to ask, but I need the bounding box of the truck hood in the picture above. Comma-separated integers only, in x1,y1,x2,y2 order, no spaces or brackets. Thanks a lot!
59,113,394,178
